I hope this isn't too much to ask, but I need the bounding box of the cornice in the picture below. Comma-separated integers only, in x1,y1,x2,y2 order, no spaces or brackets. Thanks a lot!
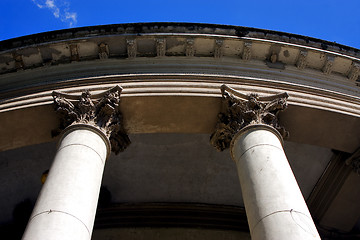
0,23,360,88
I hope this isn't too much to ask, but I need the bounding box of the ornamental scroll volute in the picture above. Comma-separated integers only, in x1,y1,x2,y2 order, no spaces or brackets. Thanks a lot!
210,85,289,151
52,85,130,154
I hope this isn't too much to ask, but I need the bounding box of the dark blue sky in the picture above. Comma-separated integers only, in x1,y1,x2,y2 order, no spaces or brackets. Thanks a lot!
1,0,359,49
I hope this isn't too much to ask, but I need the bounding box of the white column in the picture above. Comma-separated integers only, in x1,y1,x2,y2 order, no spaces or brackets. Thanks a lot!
230,124,320,240
22,124,110,240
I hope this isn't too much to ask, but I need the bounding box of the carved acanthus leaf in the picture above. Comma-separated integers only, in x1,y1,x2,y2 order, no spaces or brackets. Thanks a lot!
210,85,289,151
52,86,130,154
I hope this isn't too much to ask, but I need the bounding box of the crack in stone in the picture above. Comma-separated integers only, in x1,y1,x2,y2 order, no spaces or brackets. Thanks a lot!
238,143,283,160
251,209,316,236
29,209,90,236
290,209,318,236
58,143,105,165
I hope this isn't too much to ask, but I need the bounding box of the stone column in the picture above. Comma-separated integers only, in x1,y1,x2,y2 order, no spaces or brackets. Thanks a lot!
210,85,320,240
22,86,130,240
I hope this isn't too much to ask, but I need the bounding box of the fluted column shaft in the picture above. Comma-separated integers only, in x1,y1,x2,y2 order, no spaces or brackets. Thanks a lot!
230,124,320,240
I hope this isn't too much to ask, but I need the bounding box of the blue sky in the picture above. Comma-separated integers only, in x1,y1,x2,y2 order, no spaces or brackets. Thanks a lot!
1,0,360,49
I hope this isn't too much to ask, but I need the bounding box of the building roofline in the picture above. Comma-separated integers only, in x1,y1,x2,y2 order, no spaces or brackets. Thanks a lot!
1,22,359,56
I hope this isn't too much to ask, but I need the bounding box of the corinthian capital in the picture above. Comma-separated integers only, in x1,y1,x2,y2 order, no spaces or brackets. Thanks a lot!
210,85,289,151
52,86,130,154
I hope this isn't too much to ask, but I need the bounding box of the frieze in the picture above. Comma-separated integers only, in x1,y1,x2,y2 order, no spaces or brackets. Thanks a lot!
210,85,289,151
52,86,130,154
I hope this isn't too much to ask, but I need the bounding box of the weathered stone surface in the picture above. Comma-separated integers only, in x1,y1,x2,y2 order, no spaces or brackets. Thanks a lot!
296,50,308,69
231,126,320,240
52,86,130,154
22,128,108,240
98,43,109,59
210,85,288,151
